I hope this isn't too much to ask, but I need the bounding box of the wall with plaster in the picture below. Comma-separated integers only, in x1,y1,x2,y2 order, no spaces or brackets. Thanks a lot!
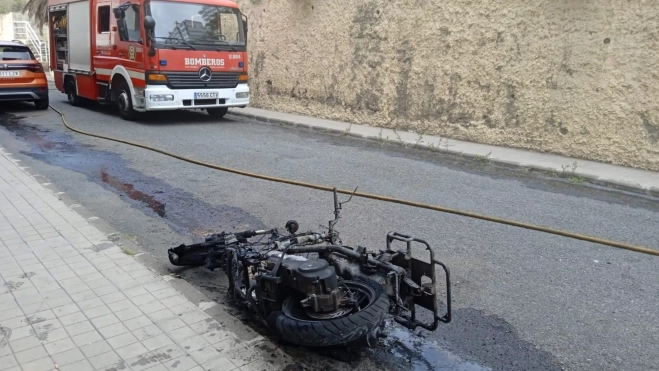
236,0,659,171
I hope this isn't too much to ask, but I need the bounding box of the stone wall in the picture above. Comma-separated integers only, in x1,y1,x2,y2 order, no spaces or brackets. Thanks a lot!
236,0,659,171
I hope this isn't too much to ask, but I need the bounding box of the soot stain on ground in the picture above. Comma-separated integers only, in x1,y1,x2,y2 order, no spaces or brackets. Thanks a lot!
428,308,564,371
0,113,264,241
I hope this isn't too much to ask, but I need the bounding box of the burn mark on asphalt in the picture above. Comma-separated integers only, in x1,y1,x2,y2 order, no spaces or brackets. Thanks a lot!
0,114,264,241
101,170,166,217
420,309,564,371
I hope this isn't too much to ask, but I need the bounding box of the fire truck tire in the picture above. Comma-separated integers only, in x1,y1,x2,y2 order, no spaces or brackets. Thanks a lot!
66,79,83,107
206,107,228,119
115,80,137,121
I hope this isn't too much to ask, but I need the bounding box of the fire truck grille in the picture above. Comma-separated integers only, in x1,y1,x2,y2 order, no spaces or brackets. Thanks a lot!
164,72,240,90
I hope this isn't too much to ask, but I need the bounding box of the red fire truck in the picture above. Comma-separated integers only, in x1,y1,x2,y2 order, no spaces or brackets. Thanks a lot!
47,0,249,120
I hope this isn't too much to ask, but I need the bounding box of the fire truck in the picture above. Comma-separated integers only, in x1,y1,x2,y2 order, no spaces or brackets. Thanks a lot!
47,0,249,120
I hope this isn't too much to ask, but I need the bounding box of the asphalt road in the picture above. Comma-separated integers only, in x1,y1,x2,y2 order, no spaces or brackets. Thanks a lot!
1,96,658,371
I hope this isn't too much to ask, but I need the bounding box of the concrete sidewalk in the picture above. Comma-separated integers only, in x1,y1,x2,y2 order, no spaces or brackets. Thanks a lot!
0,148,273,370
229,107,659,196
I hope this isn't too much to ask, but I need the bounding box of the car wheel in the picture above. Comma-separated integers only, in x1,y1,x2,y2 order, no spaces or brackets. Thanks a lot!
207,107,228,119
34,97,49,110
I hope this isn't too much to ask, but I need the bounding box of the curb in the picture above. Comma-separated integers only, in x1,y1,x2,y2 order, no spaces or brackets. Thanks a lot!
227,109,659,199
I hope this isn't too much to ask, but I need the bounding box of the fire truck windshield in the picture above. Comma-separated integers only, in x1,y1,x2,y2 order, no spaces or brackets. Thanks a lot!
146,1,245,51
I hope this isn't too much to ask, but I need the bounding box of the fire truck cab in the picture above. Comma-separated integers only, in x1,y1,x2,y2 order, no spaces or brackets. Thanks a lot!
47,0,249,120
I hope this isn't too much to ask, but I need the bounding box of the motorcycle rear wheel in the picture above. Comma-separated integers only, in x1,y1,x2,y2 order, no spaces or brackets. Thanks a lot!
267,277,389,347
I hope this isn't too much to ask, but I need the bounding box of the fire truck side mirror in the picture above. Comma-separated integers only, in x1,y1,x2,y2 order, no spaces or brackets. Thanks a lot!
144,16,156,31
113,7,124,19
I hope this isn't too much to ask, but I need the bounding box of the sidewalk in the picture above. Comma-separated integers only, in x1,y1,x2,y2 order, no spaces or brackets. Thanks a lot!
229,107,659,196
0,149,273,370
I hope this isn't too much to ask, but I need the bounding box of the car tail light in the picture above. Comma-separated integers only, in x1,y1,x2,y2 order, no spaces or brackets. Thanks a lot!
26,63,44,72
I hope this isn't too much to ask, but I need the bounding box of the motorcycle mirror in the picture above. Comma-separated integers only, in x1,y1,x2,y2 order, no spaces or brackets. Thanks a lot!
285,220,299,234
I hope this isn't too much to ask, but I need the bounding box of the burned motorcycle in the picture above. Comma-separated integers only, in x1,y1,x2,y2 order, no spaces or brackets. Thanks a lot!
167,189,451,347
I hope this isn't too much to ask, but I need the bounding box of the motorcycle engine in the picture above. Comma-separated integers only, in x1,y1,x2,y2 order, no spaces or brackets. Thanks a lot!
265,252,346,314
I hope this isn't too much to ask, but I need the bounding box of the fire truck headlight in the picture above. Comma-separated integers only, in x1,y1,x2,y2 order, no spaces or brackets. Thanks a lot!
236,92,249,99
149,94,175,102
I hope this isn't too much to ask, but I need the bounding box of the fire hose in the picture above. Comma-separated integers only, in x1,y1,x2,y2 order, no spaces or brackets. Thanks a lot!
48,105,659,257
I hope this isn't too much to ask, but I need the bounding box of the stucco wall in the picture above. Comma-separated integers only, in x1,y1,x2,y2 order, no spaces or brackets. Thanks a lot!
235,0,659,171
0,12,15,40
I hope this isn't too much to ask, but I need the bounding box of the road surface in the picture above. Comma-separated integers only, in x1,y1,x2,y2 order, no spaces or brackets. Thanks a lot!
1,97,658,371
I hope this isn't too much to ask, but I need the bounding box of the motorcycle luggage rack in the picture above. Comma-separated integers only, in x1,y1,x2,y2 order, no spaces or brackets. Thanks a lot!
387,231,451,331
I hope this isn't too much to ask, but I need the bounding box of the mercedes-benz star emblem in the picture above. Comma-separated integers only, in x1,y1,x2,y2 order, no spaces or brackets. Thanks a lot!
198,67,212,82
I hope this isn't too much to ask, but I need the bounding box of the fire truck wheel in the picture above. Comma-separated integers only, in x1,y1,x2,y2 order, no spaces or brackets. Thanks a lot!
115,81,137,121
207,107,228,119
66,79,83,107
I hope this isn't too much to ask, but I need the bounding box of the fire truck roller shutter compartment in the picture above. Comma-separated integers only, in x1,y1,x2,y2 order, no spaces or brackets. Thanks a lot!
68,0,91,72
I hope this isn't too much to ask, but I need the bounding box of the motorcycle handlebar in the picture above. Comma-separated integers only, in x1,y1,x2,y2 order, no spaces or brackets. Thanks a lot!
234,229,272,238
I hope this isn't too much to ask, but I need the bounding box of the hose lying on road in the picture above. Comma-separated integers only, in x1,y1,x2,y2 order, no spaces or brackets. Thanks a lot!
48,105,659,257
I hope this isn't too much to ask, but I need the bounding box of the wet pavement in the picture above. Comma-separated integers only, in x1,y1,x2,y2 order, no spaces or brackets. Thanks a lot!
1,99,658,371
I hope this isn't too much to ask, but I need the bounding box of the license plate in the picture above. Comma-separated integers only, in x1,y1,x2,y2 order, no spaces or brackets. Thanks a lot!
0,71,19,77
194,92,218,99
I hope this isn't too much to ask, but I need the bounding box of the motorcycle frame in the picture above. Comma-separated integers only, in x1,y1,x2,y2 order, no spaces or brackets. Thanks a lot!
386,232,452,331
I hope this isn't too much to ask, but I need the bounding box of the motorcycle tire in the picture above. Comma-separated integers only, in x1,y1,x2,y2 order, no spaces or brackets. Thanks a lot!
267,277,389,347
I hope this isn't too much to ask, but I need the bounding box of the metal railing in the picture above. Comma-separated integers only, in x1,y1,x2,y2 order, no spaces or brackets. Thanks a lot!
13,20,50,64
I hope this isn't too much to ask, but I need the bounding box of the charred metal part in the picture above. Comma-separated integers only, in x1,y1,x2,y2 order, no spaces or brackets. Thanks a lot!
285,220,299,234
286,245,406,275
167,188,451,347
387,232,452,331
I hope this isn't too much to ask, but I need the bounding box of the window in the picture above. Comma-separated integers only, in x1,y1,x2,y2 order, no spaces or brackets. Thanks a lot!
98,6,110,33
0,45,34,61
124,4,141,42
146,1,245,50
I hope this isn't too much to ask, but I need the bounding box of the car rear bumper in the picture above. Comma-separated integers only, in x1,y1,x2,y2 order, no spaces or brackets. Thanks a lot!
0,87,48,102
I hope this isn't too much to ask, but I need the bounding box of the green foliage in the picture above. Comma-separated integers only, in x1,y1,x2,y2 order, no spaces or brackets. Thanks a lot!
0,0,27,14
21,0,47,28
